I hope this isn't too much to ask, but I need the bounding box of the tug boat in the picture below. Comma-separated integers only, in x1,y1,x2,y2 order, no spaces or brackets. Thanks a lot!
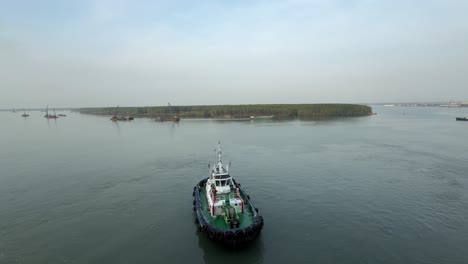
192,142,264,246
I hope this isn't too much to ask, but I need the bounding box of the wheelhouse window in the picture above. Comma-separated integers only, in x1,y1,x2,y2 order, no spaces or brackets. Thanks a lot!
215,179,230,186
214,174,230,179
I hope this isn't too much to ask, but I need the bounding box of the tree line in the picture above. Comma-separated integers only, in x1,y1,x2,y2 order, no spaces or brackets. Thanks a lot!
80,104,372,118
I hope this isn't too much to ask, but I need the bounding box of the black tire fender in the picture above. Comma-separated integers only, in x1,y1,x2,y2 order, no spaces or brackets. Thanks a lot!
209,228,216,239
234,230,244,240
225,231,234,240
216,230,224,241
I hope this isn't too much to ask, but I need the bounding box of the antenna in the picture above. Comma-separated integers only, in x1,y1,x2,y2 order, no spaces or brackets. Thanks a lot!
217,141,222,163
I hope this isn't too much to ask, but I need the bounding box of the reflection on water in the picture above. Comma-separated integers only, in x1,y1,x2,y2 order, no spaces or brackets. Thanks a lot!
170,121,178,138
112,120,121,135
209,116,370,126
298,115,372,126
46,117,58,128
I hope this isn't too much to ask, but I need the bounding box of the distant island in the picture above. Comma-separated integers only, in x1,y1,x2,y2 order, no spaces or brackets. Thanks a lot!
79,104,372,119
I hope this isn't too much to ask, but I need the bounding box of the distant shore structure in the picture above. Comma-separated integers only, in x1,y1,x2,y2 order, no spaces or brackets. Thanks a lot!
379,101,468,108
439,101,468,107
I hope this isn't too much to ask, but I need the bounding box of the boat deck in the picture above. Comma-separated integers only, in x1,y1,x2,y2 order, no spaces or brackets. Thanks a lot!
199,188,255,229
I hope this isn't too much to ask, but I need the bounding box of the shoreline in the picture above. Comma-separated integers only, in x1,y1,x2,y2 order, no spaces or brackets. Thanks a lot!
79,103,373,119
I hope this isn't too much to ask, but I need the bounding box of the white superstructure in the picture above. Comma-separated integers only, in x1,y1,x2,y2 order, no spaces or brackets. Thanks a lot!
205,142,244,219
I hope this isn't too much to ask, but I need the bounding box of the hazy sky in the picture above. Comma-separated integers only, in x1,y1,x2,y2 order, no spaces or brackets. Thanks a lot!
1,0,467,108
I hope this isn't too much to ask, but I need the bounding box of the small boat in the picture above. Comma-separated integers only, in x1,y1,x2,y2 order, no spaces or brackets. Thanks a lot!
110,106,133,121
250,115,274,119
58,114,67,117
44,106,58,119
110,115,133,121
456,117,468,121
164,103,180,122
156,116,179,122
192,142,264,246
154,103,180,122
21,108,29,117
212,118,251,122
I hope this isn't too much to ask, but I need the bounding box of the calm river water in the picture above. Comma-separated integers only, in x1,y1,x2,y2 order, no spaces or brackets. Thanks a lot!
1,106,467,264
